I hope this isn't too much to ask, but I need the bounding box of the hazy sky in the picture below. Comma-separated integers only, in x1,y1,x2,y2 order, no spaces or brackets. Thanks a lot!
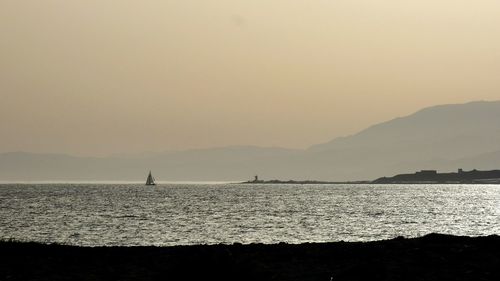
1,1,500,156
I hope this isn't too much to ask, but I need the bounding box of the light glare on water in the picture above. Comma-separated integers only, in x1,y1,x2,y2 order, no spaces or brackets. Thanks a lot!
0,184,499,246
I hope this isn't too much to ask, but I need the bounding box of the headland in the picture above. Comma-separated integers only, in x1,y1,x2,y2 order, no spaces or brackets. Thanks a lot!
242,169,500,184
373,169,500,184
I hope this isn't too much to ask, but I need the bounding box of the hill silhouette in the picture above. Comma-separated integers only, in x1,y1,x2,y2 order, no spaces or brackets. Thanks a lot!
2,101,500,181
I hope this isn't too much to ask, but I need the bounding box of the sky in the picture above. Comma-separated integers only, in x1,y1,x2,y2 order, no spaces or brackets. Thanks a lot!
1,0,500,156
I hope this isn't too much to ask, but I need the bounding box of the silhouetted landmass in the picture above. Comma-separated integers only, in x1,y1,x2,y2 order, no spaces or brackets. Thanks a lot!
240,175,368,184
241,169,500,184
1,234,499,281
3,101,500,182
241,179,370,184
373,169,500,184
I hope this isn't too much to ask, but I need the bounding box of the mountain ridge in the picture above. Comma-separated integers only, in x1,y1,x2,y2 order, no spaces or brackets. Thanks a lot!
2,100,500,181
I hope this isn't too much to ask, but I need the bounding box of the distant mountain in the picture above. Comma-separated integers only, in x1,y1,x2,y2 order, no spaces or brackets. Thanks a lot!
311,101,500,155
1,101,500,182
304,101,500,179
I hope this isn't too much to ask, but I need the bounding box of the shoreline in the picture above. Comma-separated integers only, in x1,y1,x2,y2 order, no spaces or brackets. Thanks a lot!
2,233,499,281
240,180,500,185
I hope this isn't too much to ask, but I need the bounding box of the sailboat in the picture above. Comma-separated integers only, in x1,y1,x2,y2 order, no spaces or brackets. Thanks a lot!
145,171,156,186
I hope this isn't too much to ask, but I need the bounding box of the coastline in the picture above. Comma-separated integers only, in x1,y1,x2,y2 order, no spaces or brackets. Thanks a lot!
2,234,499,281
240,169,500,185
240,180,370,184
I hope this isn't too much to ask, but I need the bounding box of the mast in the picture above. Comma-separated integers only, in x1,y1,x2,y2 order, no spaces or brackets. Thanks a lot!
146,171,156,185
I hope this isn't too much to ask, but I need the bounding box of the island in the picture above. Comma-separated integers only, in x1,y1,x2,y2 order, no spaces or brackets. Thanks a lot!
240,175,368,184
373,169,500,184
242,169,500,185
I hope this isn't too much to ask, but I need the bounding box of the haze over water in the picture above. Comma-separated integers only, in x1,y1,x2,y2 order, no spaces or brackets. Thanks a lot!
3,1,500,156
1,183,498,246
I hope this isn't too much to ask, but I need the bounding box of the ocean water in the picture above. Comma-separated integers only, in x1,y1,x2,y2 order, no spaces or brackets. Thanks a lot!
0,183,499,246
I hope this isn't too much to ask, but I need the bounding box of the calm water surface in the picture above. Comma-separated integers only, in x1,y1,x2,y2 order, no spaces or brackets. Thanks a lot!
0,184,499,246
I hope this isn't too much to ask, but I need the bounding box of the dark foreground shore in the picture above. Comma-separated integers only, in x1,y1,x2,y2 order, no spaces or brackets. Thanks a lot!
1,234,499,281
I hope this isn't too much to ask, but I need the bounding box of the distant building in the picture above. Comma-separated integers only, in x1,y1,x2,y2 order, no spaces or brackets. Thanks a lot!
416,170,437,176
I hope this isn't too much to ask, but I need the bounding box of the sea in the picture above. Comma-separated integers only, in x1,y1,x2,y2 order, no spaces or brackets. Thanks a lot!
0,183,499,246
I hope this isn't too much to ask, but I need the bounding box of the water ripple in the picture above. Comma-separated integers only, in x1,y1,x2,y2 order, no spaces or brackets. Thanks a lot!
0,183,499,246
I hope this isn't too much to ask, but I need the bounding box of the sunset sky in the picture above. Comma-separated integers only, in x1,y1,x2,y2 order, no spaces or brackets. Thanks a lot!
1,1,500,156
